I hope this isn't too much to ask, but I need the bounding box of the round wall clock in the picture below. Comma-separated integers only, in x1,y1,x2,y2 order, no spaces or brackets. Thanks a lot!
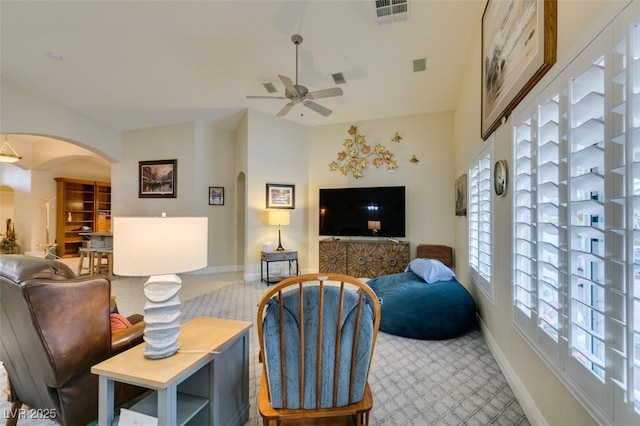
494,160,508,197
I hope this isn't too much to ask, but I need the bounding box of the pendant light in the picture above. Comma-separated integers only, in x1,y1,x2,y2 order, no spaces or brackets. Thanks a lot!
0,135,22,163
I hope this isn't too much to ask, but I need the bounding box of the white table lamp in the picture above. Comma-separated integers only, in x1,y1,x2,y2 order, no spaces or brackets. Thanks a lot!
113,216,208,359
267,210,290,251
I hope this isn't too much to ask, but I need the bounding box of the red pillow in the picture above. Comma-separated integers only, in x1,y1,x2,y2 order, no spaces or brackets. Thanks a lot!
110,313,133,333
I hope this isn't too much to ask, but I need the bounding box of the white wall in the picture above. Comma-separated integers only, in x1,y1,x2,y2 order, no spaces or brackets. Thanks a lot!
244,109,309,280
451,1,615,425
113,122,196,217
0,78,122,160
195,121,237,272
0,79,119,253
112,121,237,271
307,112,456,270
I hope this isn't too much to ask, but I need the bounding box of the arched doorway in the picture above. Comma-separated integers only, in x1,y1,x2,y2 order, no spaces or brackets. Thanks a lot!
0,185,18,253
0,185,15,228
0,134,111,255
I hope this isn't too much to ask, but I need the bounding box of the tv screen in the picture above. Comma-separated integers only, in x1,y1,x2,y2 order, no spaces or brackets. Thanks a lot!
319,186,405,237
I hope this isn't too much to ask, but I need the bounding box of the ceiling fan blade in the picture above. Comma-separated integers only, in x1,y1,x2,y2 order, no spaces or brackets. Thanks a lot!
307,87,343,100
303,100,332,117
246,95,288,99
278,75,298,97
276,101,296,117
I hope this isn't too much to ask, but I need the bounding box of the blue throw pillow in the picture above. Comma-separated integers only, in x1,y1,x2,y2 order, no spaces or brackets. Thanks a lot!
405,258,456,283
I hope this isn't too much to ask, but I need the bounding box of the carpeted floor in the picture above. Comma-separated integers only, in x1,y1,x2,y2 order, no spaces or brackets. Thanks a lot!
1,277,529,425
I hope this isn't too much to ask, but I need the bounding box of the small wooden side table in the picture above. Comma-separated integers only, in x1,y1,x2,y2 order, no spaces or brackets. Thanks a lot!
92,316,252,426
261,250,299,285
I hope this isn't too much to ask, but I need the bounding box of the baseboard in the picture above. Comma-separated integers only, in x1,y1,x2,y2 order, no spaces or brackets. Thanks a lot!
478,316,548,426
245,272,261,282
189,265,238,275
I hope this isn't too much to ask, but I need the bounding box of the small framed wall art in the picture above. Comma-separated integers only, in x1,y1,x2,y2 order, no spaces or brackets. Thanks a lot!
455,174,468,216
266,183,295,209
209,187,224,205
139,159,177,198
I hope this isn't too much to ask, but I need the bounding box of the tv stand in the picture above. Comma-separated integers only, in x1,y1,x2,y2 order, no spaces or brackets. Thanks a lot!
319,239,409,278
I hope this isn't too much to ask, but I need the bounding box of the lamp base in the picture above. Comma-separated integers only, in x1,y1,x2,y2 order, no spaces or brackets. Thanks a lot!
275,228,285,251
143,274,182,359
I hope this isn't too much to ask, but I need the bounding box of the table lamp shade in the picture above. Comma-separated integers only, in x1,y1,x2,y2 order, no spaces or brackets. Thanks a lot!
113,217,208,276
112,216,207,359
267,210,290,226
368,220,381,230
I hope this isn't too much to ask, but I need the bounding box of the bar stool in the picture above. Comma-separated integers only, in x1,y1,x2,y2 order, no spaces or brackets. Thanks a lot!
77,247,96,276
94,248,113,280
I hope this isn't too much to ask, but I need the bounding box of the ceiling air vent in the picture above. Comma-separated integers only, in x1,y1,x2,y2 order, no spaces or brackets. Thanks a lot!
375,0,408,25
263,82,278,93
332,73,346,85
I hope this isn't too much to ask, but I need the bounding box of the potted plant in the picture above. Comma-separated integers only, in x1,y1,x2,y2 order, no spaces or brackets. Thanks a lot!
0,218,20,254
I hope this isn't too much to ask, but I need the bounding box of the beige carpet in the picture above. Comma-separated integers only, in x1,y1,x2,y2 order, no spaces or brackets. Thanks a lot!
1,271,529,425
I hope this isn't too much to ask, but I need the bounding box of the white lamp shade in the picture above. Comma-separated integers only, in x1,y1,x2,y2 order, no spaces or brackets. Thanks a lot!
113,217,208,276
268,210,290,226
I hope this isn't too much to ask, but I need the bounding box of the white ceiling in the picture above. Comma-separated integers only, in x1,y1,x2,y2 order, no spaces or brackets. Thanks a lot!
1,0,485,132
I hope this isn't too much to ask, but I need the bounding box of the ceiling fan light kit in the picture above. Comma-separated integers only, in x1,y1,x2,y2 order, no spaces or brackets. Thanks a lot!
246,34,343,117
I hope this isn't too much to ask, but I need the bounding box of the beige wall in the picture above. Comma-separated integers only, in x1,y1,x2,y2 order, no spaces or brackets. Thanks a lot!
112,121,237,272
306,111,456,269
244,109,309,280
452,1,618,424
0,78,122,160
0,3,627,422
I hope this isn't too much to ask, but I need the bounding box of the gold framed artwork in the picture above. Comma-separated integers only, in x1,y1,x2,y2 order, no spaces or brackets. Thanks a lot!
138,159,177,198
455,174,467,216
481,0,557,140
266,183,295,209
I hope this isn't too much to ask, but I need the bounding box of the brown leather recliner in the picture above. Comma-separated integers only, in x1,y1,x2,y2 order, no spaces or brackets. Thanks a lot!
0,255,146,426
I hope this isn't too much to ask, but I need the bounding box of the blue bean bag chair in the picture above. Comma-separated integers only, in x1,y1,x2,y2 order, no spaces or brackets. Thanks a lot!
367,270,476,340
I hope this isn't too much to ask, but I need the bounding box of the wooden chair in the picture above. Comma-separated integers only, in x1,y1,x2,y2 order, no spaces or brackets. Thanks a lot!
256,273,381,426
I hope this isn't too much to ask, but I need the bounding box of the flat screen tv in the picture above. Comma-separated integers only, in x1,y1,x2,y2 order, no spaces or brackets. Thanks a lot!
319,186,405,237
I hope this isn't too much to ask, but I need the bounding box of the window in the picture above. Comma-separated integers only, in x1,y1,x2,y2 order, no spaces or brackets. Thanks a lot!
469,142,493,301
512,2,639,423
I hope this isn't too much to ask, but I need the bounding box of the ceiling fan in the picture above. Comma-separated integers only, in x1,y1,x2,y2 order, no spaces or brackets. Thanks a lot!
246,34,343,117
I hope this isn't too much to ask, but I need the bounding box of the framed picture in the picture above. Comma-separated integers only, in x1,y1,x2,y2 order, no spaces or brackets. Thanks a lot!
481,0,556,140
455,174,468,216
209,186,224,205
266,183,295,209
138,159,177,198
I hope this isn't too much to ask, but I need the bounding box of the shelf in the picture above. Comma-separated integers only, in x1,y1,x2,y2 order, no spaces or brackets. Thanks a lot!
121,391,209,426
55,178,111,257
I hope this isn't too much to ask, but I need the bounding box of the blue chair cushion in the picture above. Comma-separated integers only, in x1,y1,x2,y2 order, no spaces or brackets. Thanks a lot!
367,271,476,340
261,285,375,409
